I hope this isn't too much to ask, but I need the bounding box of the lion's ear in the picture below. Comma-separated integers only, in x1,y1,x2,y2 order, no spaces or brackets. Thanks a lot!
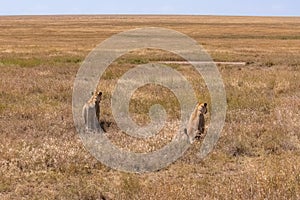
204,103,207,107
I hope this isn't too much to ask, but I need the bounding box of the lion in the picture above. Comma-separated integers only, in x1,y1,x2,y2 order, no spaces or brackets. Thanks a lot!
94,91,102,122
82,91,102,132
184,102,208,144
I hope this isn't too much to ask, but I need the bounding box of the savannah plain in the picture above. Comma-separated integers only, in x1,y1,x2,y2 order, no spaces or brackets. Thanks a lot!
0,15,300,199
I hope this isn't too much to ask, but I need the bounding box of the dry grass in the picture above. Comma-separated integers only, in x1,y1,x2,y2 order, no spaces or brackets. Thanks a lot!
0,15,300,199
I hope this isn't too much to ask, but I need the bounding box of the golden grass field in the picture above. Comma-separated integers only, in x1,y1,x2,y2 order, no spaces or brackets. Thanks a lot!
0,15,300,199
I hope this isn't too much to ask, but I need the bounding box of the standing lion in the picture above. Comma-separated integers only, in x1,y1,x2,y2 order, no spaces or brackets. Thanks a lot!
82,91,102,132
185,102,208,143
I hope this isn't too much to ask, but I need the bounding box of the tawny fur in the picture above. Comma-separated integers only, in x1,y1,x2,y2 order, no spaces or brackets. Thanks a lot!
185,102,207,143
82,91,102,131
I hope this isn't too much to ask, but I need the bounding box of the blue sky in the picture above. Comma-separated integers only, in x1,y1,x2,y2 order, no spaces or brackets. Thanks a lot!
0,0,299,16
